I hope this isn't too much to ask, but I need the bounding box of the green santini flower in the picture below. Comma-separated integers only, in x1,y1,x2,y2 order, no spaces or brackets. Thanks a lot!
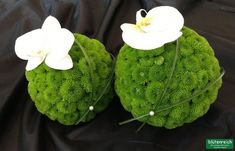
26,34,114,125
115,27,222,129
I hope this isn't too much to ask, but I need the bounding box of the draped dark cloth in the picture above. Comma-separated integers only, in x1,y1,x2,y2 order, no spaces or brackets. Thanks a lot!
0,0,234,150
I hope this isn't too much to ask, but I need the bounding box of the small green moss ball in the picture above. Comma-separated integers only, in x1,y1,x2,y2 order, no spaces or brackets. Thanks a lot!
26,34,113,125
115,27,222,129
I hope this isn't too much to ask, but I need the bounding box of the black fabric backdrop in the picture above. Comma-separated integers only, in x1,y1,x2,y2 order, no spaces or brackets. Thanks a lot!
0,0,235,151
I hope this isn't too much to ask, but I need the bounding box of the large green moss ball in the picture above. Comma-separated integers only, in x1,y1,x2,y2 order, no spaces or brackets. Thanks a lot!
115,27,222,129
26,33,113,125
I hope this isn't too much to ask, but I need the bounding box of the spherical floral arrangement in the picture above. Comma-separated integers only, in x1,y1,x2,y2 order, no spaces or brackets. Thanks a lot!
15,16,114,125
14,6,224,129
115,6,224,130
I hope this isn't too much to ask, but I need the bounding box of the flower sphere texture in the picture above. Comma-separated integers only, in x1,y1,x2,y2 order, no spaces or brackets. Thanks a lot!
121,6,184,50
115,27,222,129
15,16,74,71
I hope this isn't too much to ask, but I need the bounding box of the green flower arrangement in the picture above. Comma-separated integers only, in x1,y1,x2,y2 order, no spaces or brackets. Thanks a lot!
14,7,224,130
116,6,223,130
25,33,114,125
15,16,114,125
115,27,223,129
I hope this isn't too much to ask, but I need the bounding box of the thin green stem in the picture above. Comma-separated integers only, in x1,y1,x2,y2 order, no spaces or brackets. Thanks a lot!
92,54,116,107
74,39,94,101
119,68,224,127
136,39,180,131
155,39,179,108
119,113,150,125
74,39,116,125
75,109,90,125
154,68,225,113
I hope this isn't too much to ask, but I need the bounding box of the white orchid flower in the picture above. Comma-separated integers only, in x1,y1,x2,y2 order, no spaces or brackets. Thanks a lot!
15,16,74,71
121,6,184,50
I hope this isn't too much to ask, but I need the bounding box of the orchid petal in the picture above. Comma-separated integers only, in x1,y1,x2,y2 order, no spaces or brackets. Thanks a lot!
162,31,182,44
41,16,62,52
121,23,143,33
45,54,73,70
26,56,45,71
142,6,184,33
45,28,74,60
136,9,147,23
120,6,184,50
15,29,44,60
42,16,61,32
121,25,164,50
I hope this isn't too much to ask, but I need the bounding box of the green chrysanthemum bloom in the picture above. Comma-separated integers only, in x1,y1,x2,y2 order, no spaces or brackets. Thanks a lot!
26,34,114,125
115,27,222,129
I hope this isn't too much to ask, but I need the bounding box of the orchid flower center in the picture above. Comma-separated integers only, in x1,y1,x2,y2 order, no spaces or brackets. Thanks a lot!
30,50,46,58
136,17,152,32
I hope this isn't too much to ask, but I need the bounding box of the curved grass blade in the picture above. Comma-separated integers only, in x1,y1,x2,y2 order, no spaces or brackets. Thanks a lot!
119,68,224,128
75,42,116,125
154,68,225,113
74,39,94,102
119,113,150,125
136,39,180,131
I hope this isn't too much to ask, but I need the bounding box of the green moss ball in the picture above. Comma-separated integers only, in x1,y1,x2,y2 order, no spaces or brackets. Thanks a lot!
26,33,113,125
115,27,222,129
